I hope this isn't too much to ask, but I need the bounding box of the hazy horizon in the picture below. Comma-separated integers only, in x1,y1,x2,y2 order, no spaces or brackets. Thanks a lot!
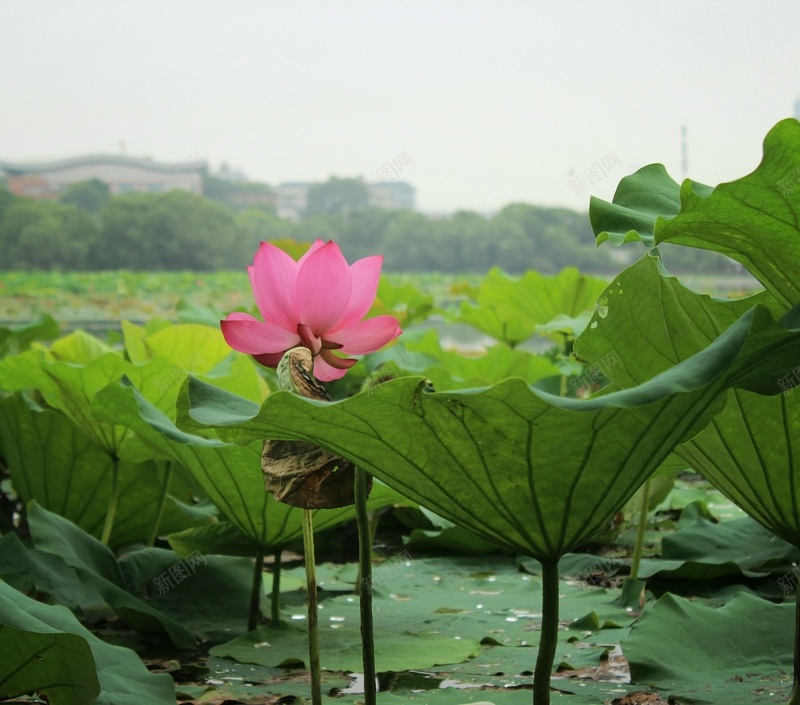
2,1,799,214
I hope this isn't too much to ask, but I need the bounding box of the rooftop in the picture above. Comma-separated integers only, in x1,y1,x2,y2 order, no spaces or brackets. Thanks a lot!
0,154,208,175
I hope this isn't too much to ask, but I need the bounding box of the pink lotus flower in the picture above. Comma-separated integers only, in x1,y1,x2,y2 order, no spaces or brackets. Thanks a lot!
221,240,402,381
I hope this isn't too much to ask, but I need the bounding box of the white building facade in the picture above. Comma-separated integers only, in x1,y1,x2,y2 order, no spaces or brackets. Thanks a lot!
276,180,415,221
0,154,207,199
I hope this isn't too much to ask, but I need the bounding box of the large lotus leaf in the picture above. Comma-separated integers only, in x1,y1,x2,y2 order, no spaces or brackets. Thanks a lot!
175,301,800,563
125,321,269,403
92,380,409,552
0,625,98,705
142,323,232,367
144,323,270,402
677,389,800,547
0,314,60,358
121,320,150,364
455,267,608,346
575,243,800,551
656,118,800,308
370,276,434,327
636,503,800,581
0,394,211,547
212,624,480,673
511,268,609,341
175,297,226,327
404,329,560,390
197,355,270,404
167,521,262,558
212,555,567,674
118,547,254,640
0,533,106,615
48,329,117,364
574,253,782,389
0,350,61,399
0,579,175,705
27,504,197,649
590,163,703,248
591,119,800,308
623,592,793,701
0,524,253,640
454,268,536,346
0,350,176,455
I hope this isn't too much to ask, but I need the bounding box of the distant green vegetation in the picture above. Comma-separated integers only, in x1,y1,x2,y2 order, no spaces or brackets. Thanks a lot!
0,269,477,325
0,180,743,275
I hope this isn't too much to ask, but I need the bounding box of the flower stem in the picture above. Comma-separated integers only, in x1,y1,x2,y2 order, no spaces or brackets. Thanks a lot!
248,547,265,632
270,549,282,624
100,456,120,546
533,560,559,705
146,461,173,547
629,478,651,581
302,508,322,705
355,467,377,704
790,587,800,705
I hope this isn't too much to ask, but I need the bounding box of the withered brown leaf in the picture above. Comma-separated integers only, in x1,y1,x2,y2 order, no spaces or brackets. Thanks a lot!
262,347,372,508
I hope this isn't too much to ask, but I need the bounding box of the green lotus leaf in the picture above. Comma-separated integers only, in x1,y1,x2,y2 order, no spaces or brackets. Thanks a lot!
0,350,177,455
624,592,793,700
454,267,608,347
656,118,800,308
48,329,117,364
590,163,699,247
578,139,800,553
404,329,560,391
0,393,210,547
677,389,800,547
0,314,60,358
92,379,409,552
175,300,800,563
0,622,99,705
574,253,782,390
0,579,175,705
591,118,800,309
636,503,800,581
27,504,197,649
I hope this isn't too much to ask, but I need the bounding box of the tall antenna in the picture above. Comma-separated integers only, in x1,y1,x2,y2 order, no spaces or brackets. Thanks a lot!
680,125,688,179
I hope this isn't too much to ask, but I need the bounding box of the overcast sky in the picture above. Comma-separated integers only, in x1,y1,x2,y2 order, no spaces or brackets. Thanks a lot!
2,1,799,213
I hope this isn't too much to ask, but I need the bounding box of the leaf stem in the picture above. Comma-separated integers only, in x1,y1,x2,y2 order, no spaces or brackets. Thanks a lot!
629,478,651,581
368,510,381,554
248,547,264,632
355,467,377,704
791,587,800,705
100,456,120,546
302,508,322,705
146,461,173,547
270,549,282,624
533,560,559,705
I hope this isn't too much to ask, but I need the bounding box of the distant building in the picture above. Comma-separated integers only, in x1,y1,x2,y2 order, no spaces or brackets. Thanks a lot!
204,164,277,211
276,179,416,221
223,189,278,210
275,182,315,221
0,154,207,199
367,181,415,210
215,161,248,184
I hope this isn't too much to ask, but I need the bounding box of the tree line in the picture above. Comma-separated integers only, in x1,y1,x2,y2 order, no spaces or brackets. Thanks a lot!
0,177,740,274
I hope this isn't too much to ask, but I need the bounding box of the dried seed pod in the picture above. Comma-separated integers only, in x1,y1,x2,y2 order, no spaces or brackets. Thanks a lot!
262,347,372,508
262,439,370,508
